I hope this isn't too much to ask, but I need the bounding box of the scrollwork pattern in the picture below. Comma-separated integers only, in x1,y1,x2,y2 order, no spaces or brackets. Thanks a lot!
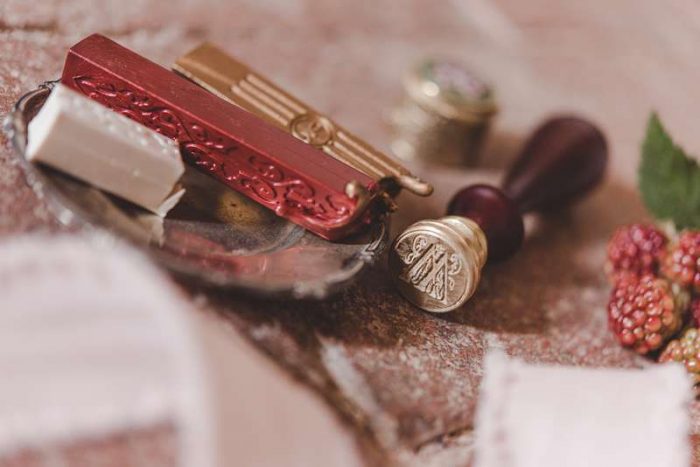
71,76,356,227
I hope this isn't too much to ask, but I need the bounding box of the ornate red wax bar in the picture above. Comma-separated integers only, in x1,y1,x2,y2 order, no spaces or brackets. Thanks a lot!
60,34,381,241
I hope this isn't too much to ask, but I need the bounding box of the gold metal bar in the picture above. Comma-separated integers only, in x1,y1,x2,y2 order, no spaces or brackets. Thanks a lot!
173,43,433,197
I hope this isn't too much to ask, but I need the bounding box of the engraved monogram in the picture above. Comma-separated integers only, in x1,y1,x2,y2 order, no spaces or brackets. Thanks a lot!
396,234,462,304
72,76,355,227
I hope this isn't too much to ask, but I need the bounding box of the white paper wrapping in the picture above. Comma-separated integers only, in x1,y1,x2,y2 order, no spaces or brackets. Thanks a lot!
26,84,185,216
0,235,213,467
474,351,692,467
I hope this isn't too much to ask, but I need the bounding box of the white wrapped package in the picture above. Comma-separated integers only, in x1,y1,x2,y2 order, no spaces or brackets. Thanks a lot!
475,351,692,467
0,235,213,466
26,84,185,216
0,235,366,467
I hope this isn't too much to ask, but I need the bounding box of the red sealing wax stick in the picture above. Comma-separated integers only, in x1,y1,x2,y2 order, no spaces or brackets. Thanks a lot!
60,34,380,241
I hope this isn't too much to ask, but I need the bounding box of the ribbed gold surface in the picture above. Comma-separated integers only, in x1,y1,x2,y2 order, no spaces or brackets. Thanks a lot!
174,43,432,197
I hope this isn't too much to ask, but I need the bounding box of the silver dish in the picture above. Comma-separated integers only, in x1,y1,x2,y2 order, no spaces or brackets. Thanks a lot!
3,82,388,299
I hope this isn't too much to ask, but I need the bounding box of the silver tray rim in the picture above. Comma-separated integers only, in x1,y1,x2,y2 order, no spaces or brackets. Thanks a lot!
3,81,389,299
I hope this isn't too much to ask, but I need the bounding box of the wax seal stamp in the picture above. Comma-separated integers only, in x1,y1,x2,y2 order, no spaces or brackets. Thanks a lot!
391,58,497,166
173,43,433,198
390,217,486,312
390,116,608,312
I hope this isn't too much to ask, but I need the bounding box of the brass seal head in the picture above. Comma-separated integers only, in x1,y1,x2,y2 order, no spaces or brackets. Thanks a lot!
404,59,497,124
389,216,487,313
391,58,497,167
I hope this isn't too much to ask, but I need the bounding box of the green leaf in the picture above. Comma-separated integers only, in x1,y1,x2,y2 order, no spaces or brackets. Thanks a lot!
639,112,700,229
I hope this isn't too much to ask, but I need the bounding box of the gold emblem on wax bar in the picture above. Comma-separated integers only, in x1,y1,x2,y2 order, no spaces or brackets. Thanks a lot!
173,43,433,198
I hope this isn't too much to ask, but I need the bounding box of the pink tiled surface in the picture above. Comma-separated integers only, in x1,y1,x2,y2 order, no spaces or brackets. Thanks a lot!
2,1,700,465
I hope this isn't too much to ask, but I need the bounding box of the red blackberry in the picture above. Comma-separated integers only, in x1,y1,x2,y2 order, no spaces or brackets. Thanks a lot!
607,274,687,355
659,328,700,385
606,223,667,282
690,298,700,327
663,230,700,292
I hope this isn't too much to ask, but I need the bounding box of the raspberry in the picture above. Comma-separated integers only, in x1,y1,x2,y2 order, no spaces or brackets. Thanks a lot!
606,223,667,282
607,274,687,355
692,299,700,327
663,230,700,292
659,328,700,385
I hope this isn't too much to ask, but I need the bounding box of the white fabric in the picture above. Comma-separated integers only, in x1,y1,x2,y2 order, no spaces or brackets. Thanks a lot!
0,235,213,467
475,351,692,467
